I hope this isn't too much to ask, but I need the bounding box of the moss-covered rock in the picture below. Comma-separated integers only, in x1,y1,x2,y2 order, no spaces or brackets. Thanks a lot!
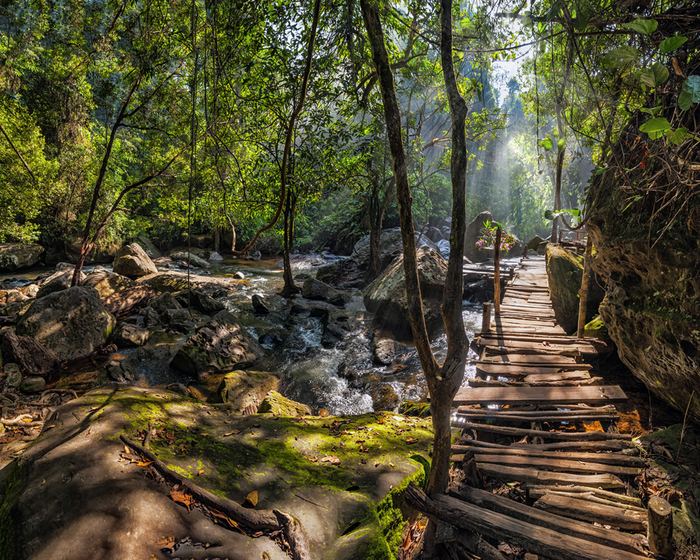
0,386,434,560
82,271,135,298
0,243,44,272
582,315,609,340
546,244,604,334
258,390,312,416
218,370,280,413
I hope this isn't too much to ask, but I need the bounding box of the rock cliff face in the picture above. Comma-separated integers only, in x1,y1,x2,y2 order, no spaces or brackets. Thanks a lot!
585,106,700,417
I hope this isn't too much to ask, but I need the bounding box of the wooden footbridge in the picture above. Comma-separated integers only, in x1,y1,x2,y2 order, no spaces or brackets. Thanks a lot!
413,255,672,559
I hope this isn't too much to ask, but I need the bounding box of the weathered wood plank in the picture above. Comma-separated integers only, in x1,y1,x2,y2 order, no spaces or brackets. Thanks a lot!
534,494,648,532
452,385,627,406
477,463,625,488
528,490,647,511
449,485,648,555
456,405,617,415
451,446,643,467
524,371,591,382
404,485,648,560
525,485,643,506
452,421,632,441
467,377,603,388
475,364,593,377
467,454,642,476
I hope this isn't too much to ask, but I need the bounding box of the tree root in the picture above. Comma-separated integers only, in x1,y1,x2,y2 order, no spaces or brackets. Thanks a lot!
120,435,312,560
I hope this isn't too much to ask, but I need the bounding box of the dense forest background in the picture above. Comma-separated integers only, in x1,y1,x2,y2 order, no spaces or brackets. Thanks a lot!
0,0,697,262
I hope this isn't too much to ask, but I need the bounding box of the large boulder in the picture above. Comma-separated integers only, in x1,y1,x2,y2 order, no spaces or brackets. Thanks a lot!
173,289,226,314
102,286,156,316
545,244,604,334
0,243,44,272
135,236,161,258
16,286,116,361
258,391,312,416
82,271,135,298
363,245,448,337
113,243,158,278
464,211,494,263
217,370,280,413
170,310,263,377
301,277,351,307
2,329,59,376
111,322,150,348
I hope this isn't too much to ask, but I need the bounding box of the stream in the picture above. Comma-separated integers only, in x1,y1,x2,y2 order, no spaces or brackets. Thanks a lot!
2,256,485,416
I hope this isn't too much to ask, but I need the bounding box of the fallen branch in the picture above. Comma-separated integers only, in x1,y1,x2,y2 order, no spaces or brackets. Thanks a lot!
120,435,312,560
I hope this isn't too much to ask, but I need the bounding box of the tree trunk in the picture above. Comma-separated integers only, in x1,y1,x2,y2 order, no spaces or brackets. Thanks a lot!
281,192,299,296
361,0,469,555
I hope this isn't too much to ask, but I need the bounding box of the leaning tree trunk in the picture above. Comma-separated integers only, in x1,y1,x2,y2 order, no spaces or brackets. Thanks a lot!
361,0,469,554
281,192,299,296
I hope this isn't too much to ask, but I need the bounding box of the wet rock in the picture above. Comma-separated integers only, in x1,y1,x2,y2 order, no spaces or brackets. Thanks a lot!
363,245,448,337
259,332,284,347
546,244,604,334
20,376,46,393
289,302,308,315
16,286,116,361
373,336,409,365
55,262,75,272
107,360,135,383
163,308,195,332
294,273,311,281
113,243,158,278
302,277,351,307
252,294,271,314
140,306,161,327
209,251,224,261
3,362,22,388
170,310,263,377
369,383,399,411
258,390,311,416
111,322,150,348
233,271,245,280
149,292,182,315
2,330,59,377
6,290,27,305
173,290,226,315
36,270,85,299
218,370,281,413
245,250,262,261
82,271,135,298
0,243,45,272
170,251,210,269
102,285,156,316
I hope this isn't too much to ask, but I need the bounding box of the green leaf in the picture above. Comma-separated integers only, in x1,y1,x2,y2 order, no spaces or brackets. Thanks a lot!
557,138,566,152
602,46,639,68
678,90,693,111
659,36,688,54
639,117,671,139
544,209,556,220
651,62,669,86
666,127,690,146
538,137,553,151
640,105,663,115
522,16,534,27
622,18,658,35
638,68,656,88
682,75,700,102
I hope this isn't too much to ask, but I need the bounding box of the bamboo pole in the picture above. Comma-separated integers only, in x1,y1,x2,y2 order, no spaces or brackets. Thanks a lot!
494,226,501,314
577,236,593,339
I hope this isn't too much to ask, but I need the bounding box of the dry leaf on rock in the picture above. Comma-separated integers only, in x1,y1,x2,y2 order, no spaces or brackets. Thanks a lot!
245,490,259,507
224,429,241,437
321,456,341,465
170,488,195,511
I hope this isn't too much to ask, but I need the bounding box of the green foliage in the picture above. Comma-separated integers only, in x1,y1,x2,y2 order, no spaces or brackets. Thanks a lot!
679,76,700,111
659,36,688,54
621,18,658,35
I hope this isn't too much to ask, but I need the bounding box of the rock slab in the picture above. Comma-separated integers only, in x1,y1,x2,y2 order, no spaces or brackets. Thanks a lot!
16,286,116,361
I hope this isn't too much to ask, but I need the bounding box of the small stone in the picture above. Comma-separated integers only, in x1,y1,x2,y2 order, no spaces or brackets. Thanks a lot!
252,294,270,314
233,271,245,280
20,376,46,393
3,363,22,388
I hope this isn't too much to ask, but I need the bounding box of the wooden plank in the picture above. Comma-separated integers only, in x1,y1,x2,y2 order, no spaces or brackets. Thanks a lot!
484,347,582,358
454,412,619,423
477,337,610,356
452,421,633,441
456,406,618,415
476,463,625,488
467,377,603,388
475,364,593,377
527,488,645,509
452,385,626,406
526,485,643,506
449,485,648,555
524,371,591,382
450,446,643,466
451,440,636,455
406,487,649,560
534,494,648,532
468,454,642,476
